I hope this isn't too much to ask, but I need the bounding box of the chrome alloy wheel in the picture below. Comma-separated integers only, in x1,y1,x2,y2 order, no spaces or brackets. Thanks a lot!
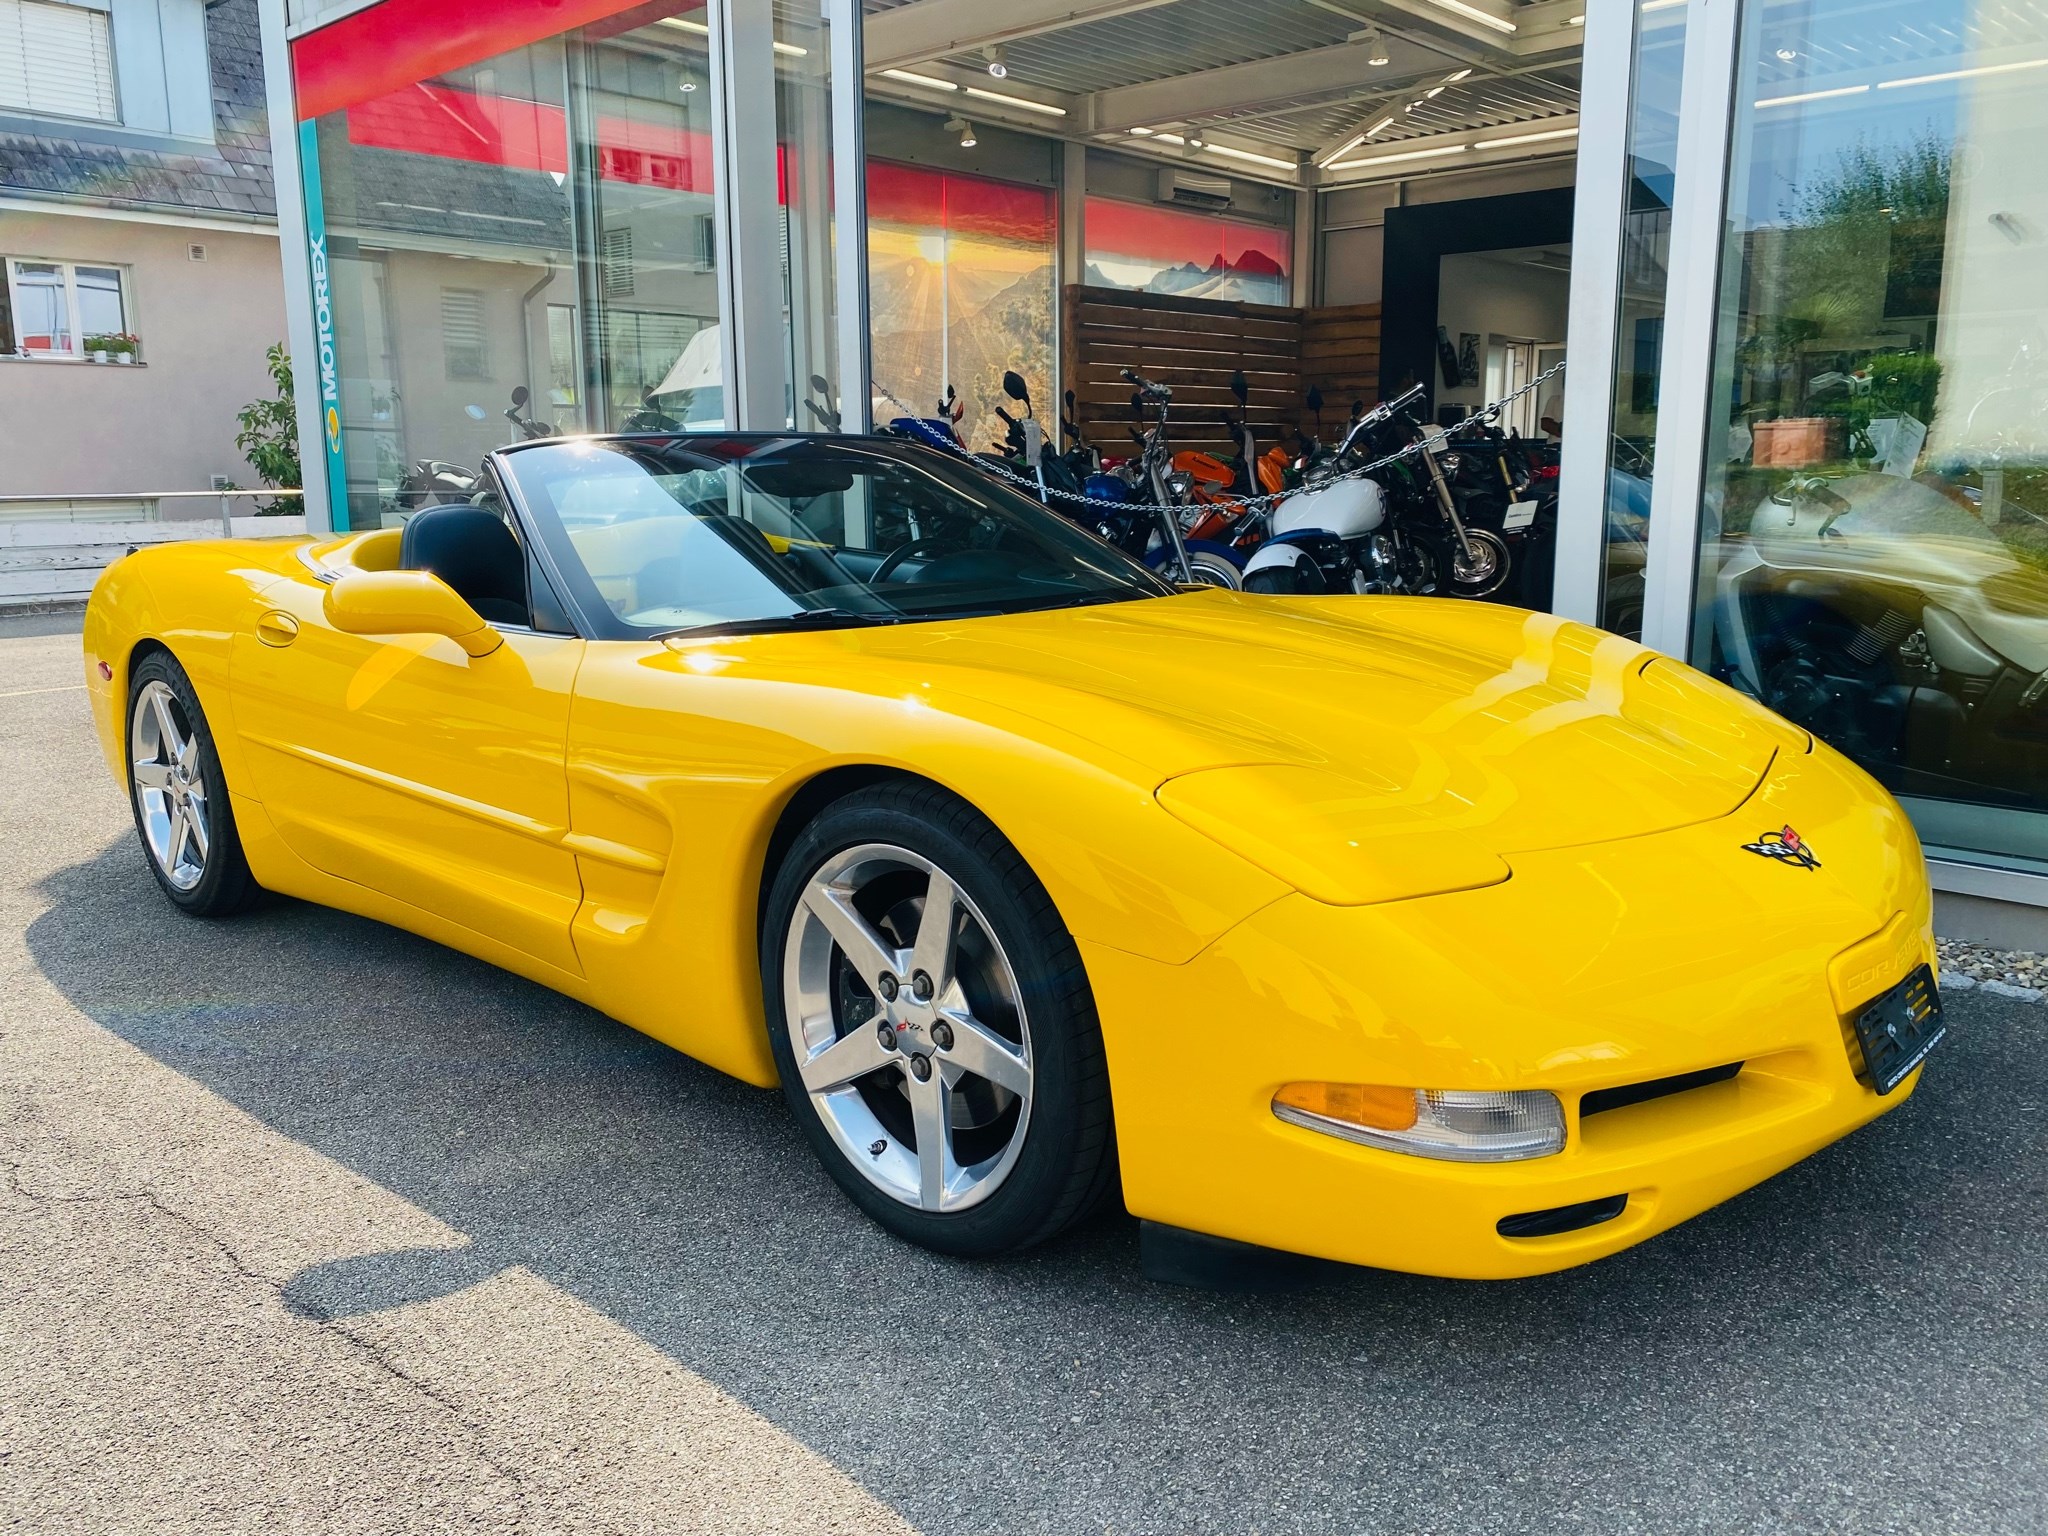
784,843,1034,1213
131,679,210,892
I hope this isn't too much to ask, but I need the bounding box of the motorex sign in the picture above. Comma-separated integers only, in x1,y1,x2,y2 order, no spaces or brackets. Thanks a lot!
300,120,348,524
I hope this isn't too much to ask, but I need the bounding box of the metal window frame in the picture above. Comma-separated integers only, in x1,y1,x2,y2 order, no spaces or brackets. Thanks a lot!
1636,0,1743,659
1550,0,1637,624
257,0,332,532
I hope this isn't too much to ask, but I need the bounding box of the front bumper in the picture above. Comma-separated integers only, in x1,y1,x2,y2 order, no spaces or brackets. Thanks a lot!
1088,739,1934,1280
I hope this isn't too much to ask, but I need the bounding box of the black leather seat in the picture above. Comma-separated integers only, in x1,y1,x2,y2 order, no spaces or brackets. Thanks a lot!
399,504,528,626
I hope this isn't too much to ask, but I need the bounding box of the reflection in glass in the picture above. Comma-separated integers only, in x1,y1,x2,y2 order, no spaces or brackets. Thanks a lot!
776,1,840,430
866,161,1056,454
302,7,719,528
1696,0,2048,856
1599,0,1687,639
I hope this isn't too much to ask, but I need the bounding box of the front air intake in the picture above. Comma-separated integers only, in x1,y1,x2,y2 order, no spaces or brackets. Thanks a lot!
1580,1062,1742,1119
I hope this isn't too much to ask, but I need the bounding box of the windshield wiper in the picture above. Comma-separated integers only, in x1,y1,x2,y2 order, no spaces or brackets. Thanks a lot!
660,607,903,640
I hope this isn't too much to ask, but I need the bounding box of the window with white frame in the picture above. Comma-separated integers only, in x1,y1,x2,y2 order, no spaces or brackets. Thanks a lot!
2,257,130,357
0,0,119,122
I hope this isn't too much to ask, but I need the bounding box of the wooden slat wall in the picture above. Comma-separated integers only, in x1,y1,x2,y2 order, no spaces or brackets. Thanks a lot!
1300,301,1382,417
1062,285,1302,459
1061,286,1382,458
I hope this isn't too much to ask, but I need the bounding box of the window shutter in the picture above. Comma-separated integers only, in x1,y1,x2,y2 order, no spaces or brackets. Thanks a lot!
602,228,635,298
440,288,489,381
0,0,118,123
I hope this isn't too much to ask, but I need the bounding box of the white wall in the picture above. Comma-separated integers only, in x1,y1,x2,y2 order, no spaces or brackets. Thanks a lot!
1433,251,1570,418
0,213,287,497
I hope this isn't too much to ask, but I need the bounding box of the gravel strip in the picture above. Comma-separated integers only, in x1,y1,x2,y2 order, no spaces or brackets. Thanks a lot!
1938,937,2048,1002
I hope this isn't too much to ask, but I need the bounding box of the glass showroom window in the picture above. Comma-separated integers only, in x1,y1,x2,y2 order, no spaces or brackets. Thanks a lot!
0,0,119,122
1692,0,2048,866
295,4,720,529
867,161,1056,454
1083,196,1292,308
1596,0,1688,640
2,257,126,357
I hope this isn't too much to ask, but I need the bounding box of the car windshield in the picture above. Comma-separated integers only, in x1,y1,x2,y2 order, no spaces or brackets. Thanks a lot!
495,436,1173,639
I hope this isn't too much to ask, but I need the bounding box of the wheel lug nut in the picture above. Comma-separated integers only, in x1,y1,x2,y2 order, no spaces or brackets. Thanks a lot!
911,971,934,1002
876,974,899,1002
909,1054,933,1082
930,1022,954,1051
877,1022,897,1051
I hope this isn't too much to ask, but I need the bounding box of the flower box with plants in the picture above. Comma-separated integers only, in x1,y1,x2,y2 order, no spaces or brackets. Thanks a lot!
82,333,141,364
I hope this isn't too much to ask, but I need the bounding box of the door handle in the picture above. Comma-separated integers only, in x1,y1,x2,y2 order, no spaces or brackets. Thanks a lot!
256,610,300,647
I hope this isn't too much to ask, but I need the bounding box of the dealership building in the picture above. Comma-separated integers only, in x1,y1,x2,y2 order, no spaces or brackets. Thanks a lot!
231,0,2048,940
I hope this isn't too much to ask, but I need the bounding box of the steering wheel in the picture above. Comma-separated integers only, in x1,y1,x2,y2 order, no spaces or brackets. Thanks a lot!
872,535,962,583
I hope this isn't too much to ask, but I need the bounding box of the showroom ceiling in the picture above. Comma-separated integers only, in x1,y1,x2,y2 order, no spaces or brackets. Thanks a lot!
862,0,1584,186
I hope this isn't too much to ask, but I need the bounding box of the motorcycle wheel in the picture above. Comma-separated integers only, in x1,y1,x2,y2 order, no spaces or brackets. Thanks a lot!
1146,543,1244,590
1444,528,1511,600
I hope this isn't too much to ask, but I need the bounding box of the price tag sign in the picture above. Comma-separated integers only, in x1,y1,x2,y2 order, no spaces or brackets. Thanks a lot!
1503,499,1539,531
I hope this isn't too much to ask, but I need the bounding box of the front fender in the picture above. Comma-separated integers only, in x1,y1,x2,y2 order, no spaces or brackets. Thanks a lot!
561,642,1293,1084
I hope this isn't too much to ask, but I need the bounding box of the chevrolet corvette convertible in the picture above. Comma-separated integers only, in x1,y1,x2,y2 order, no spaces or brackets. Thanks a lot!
82,432,1942,1279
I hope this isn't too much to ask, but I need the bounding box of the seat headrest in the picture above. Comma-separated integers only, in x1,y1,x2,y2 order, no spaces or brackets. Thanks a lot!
398,504,526,623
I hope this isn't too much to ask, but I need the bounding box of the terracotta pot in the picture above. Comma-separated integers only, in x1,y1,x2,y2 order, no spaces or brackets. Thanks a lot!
1752,416,1842,469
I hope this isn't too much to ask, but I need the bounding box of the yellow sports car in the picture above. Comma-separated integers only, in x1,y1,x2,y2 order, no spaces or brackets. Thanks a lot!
83,433,1943,1279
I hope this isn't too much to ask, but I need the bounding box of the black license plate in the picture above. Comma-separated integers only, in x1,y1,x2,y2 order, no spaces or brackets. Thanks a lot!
1850,963,1946,1095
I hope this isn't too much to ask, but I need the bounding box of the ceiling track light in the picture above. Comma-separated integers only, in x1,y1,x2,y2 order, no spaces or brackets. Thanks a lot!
985,42,1007,78
1422,0,1517,34
945,115,977,148
1356,24,1390,66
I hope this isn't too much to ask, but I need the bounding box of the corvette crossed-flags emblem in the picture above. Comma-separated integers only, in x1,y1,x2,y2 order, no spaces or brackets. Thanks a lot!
1742,825,1821,871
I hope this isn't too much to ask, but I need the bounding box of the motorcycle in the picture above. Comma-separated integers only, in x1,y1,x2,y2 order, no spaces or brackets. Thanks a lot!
1242,384,1442,596
1714,469,2048,808
1113,368,1243,589
504,384,556,441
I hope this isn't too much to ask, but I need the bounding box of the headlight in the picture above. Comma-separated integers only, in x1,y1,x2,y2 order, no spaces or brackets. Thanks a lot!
1273,1082,1565,1162
1166,470,1193,497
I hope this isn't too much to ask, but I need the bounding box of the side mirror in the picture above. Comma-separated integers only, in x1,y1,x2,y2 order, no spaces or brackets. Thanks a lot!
323,570,501,658
1003,369,1030,407
1230,369,1248,407
1064,387,1076,410
810,373,830,394
510,385,530,409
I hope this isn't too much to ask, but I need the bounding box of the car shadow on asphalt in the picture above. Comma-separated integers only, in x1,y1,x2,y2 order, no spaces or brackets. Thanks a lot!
27,841,2048,1534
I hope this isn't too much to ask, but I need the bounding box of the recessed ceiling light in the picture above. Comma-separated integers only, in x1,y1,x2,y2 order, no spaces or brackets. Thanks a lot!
1422,0,1516,35
963,85,1067,115
880,68,959,91
1205,142,1297,170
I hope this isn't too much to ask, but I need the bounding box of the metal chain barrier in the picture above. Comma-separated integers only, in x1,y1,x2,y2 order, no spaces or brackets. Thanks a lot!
869,358,1567,518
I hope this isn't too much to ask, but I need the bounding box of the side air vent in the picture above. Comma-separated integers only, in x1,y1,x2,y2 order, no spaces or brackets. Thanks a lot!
1580,1062,1742,1119
1497,1194,1628,1239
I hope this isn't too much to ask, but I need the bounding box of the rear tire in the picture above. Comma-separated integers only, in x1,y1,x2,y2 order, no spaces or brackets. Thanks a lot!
761,780,1117,1256
126,651,261,918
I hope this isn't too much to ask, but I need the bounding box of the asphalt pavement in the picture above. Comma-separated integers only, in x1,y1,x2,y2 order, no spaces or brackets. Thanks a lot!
3,608,2044,1535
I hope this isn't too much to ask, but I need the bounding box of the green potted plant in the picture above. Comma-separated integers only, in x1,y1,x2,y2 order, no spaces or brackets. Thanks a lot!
82,332,115,363
107,332,140,364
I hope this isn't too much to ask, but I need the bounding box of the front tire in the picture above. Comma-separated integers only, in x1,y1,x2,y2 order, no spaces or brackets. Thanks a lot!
126,651,260,918
761,780,1116,1256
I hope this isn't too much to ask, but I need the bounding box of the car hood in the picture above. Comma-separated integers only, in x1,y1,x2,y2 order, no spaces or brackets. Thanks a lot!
826,591,1797,904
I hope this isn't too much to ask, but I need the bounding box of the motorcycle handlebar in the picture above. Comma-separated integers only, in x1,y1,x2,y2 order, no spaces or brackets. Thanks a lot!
1119,367,1172,402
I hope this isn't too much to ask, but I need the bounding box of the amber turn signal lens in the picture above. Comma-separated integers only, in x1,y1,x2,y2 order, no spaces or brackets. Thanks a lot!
1273,1081,1420,1131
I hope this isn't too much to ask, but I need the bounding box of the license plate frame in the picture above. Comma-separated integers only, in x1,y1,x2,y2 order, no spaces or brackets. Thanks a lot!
1850,963,1946,1095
